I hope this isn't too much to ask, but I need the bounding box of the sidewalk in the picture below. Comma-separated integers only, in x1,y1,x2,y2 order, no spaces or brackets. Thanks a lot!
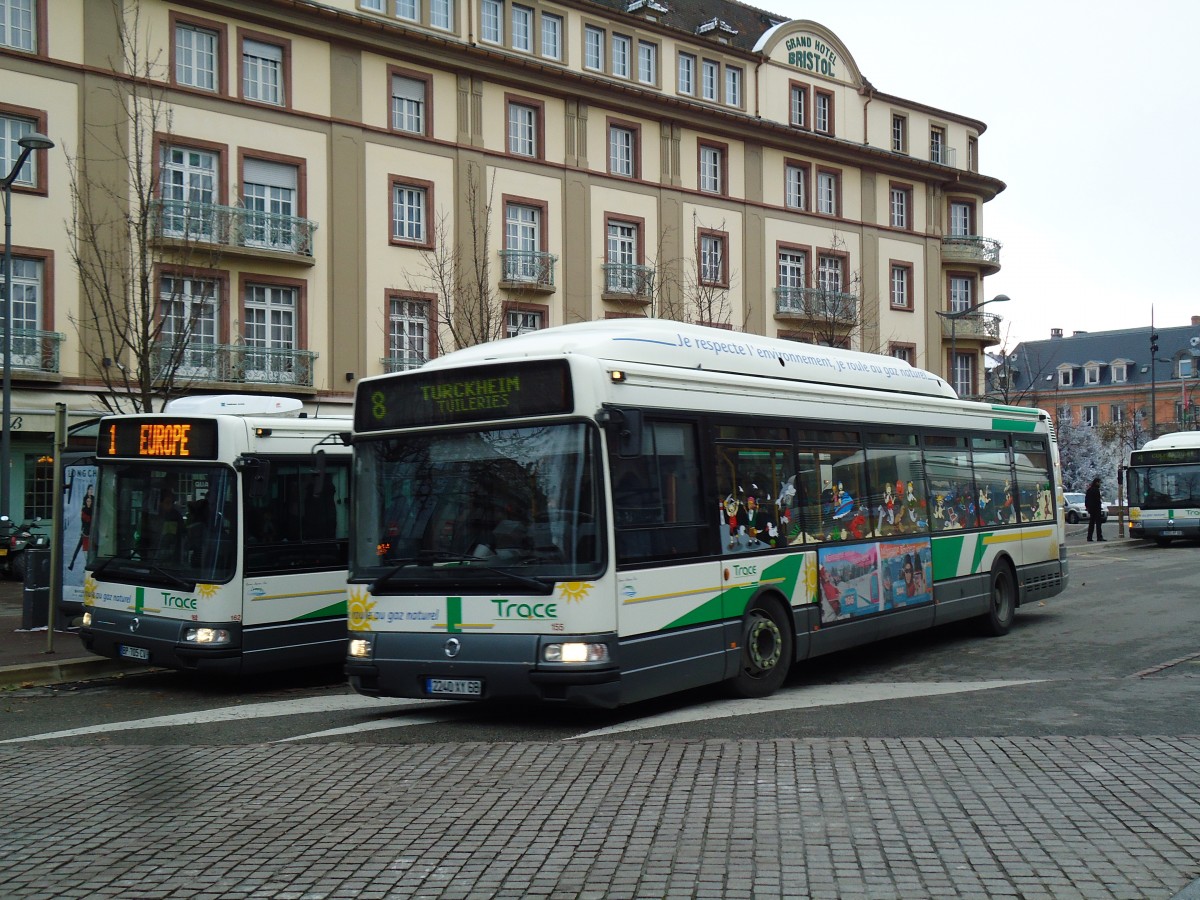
0,577,139,688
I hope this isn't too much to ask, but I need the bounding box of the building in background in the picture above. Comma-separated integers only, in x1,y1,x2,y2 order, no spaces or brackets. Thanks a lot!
995,317,1200,440
0,0,1005,521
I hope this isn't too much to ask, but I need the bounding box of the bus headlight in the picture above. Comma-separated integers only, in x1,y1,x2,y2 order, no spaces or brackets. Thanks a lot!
81,611,92,627
184,627,231,645
348,638,373,659
543,642,609,664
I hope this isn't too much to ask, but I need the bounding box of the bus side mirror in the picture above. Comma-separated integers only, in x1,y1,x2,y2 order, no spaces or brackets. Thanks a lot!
598,406,643,459
237,456,272,499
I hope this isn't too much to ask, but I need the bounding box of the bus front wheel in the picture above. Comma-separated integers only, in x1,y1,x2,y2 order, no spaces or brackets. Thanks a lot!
727,598,793,699
981,560,1016,636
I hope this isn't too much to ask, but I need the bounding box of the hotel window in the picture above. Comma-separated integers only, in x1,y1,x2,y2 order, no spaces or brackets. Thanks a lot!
638,41,657,84
790,84,806,128
1,114,38,187
814,90,832,134
890,184,911,229
391,181,427,245
541,13,562,59
391,73,428,135
968,135,978,172
699,142,723,195
817,254,843,294
1085,364,1100,385
507,101,538,157
511,4,532,52
701,59,718,101
816,170,838,216
389,296,430,370
1082,406,1098,427
243,283,298,380
778,249,806,289
949,201,972,236
949,275,972,313
1111,404,1125,423
161,274,218,376
1,0,35,51
606,220,639,292
361,0,384,8
1112,362,1127,383
784,163,807,211
890,263,911,310
481,0,502,44
677,52,695,94
699,232,726,286
725,66,742,107
430,0,453,30
951,353,974,397
612,33,630,78
242,38,285,106
175,21,219,91
507,308,543,337
4,257,42,365
1058,369,1073,388
930,125,946,164
160,145,218,240
890,344,913,365
395,0,418,21
891,114,907,153
504,202,543,282
242,158,298,251
585,26,604,71
609,124,637,178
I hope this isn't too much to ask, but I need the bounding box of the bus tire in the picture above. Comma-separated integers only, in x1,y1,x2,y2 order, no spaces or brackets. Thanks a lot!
981,560,1016,636
727,597,793,699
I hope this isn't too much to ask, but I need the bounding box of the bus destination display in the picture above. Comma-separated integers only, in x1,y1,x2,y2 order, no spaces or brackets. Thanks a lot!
356,359,573,431
1131,448,1200,466
98,419,220,460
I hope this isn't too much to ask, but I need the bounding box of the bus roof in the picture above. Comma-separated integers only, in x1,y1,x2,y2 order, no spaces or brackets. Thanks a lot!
164,395,306,416
1140,431,1200,451
418,320,957,400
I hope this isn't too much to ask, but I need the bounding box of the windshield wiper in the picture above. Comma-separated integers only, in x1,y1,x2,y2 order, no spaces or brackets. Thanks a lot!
89,555,196,592
369,550,553,594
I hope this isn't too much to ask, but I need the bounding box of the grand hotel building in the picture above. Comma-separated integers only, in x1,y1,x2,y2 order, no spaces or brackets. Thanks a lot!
0,0,1004,521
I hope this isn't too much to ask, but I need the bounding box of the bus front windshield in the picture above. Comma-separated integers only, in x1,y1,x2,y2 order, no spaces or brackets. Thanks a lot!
353,423,602,588
91,463,238,585
1128,465,1200,509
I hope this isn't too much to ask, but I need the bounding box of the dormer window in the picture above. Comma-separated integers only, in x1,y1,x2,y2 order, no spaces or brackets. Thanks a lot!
1112,362,1127,383
1058,368,1073,387
1084,364,1100,385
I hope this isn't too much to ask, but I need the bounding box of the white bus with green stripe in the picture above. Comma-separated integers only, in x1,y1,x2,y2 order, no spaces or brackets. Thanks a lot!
1126,431,1200,545
80,395,352,674
346,321,1067,708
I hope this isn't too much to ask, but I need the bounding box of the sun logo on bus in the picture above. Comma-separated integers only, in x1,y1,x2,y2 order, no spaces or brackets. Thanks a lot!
197,583,219,599
347,589,376,631
82,576,97,606
804,559,819,605
557,582,592,604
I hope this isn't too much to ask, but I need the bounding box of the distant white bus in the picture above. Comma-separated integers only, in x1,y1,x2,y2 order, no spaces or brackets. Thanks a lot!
1126,431,1200,545
345,321,1067,708
80,395,352,674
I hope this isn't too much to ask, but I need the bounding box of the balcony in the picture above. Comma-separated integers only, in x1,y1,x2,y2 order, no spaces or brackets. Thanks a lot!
602,263,655,300
939,310,1003,343
380,355,426,373
0,328,65,376
499,250,557,292
154,342,317,387
774,286,859,325
149,199,318,261
941,235,1002,275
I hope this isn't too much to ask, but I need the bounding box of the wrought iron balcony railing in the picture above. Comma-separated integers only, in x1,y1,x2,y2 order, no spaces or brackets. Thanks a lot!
602,263,655,297
939,310,1003,342
149,199,318,257
153,342,317,387
381,355,426,373
499,250,557,289
774,286,858,324
0,328,64,374
941,235,1002,268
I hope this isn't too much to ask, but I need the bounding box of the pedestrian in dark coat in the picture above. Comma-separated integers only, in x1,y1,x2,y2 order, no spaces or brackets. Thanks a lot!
1085,477,1106,542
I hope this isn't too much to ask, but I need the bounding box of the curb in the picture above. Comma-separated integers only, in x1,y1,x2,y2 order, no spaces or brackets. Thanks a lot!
0,657,148,689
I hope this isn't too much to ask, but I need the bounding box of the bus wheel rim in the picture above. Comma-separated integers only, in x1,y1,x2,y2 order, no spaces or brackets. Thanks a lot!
746,612,782,674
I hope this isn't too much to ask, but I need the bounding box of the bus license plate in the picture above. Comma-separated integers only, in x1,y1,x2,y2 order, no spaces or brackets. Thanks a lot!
1160,530,1183,537
427,678,482,697
119,645,150,661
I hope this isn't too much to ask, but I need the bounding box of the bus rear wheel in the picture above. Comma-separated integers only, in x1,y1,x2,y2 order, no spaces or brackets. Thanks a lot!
981,560,1016,636
727,598,793,699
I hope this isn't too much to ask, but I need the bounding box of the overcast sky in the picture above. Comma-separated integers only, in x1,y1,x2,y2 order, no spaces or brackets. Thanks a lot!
771,0,1199,348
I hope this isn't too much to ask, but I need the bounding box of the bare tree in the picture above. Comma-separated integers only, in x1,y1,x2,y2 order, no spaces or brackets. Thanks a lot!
650,214,743,329
65,0,229,413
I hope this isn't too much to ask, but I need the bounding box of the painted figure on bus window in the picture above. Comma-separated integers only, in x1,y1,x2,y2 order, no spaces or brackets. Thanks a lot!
876,482,896,533
721,492,741,549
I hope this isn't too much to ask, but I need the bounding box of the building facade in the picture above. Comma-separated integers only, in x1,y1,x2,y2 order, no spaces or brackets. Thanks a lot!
996,318,1200,441
0,0,1005,521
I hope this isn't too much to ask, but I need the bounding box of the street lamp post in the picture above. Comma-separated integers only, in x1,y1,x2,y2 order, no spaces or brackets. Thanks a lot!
936,293,1010,397
2,131,55,520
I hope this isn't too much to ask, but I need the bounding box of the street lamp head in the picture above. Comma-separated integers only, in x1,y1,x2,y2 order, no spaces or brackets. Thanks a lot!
17,132,54,152
989,294,1011,305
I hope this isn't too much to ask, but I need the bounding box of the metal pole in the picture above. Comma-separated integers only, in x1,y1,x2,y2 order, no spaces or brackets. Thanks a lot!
46,402,66,653
949,317,957,395
2,175,13,521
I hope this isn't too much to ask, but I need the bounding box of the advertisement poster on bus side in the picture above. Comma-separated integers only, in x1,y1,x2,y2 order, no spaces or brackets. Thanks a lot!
61,463,97,604
817,544,880,621
878,537,933,609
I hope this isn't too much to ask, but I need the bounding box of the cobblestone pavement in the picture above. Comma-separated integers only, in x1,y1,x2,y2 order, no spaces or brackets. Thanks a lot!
2,737,1199,899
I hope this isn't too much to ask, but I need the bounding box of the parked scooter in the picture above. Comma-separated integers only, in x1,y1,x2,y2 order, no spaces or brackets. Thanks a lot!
1,516,49,582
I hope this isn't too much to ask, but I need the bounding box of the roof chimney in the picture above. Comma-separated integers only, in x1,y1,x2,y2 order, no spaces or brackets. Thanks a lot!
1050,328,1063,339
1193,315,1200,326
